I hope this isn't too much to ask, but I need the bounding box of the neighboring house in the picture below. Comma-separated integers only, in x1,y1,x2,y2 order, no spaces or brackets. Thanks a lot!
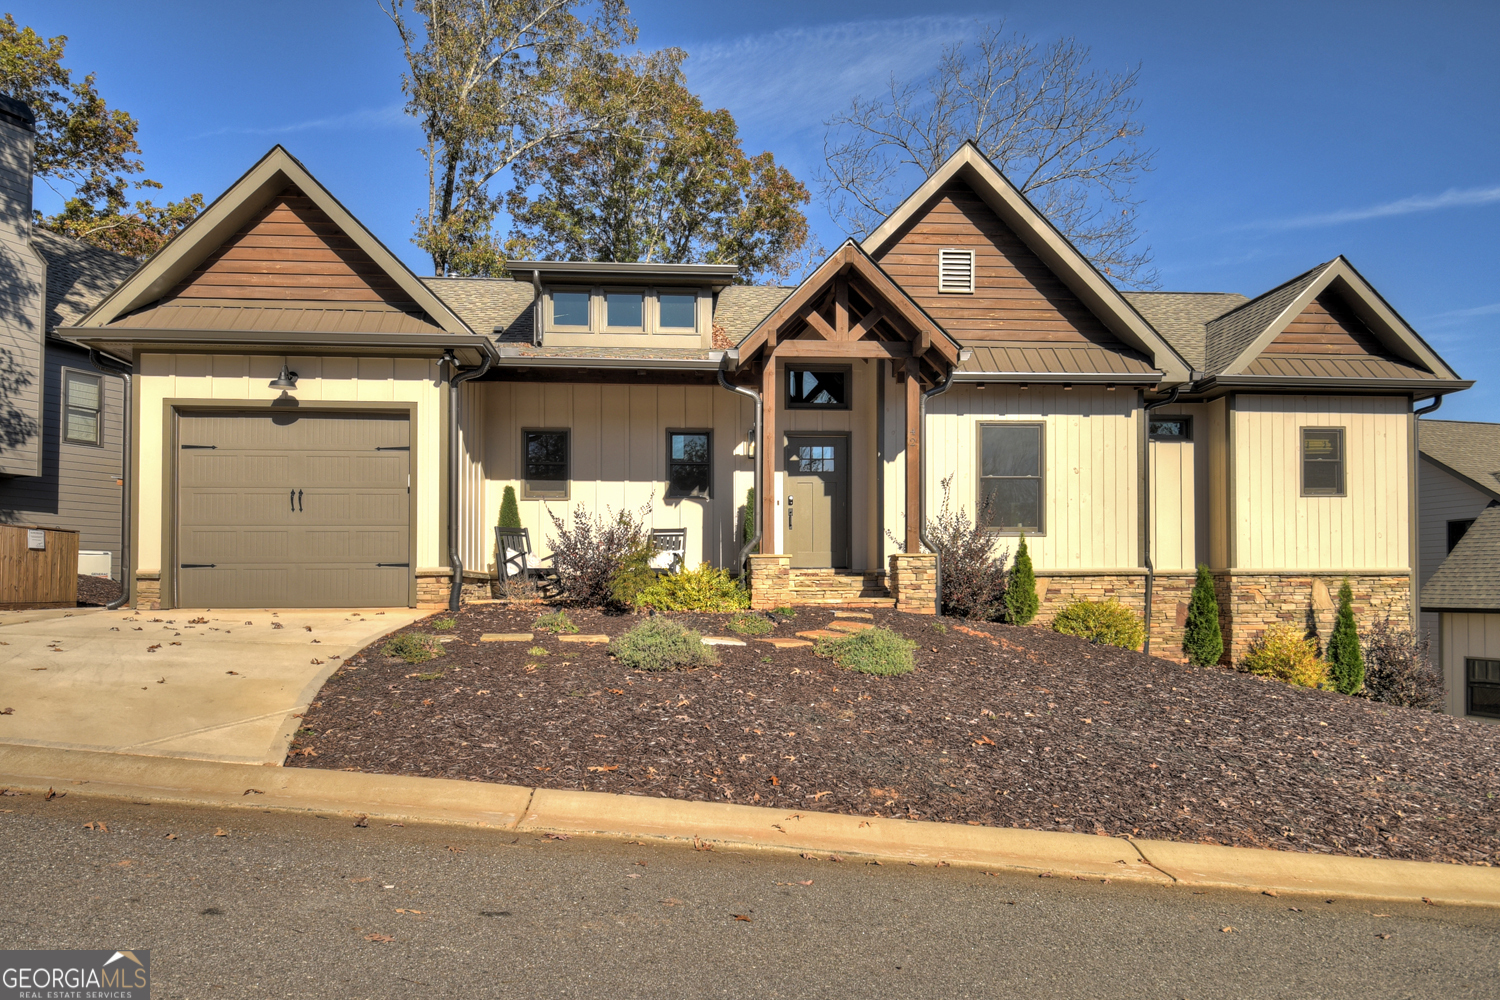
59,140,1473,668
0,95,139,585
1416,419,1500,720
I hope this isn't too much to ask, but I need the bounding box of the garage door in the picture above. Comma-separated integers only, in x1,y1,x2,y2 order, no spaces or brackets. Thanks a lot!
176,411,411,608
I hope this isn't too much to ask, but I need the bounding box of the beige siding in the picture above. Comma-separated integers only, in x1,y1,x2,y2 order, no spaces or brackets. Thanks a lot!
1207,397,1230,569
135,353,445,577
458,379,486,574
480,381,755,572
1232,395,1410,571
922,384,1140,570
1148,402,1210,572
1438,612,1500,719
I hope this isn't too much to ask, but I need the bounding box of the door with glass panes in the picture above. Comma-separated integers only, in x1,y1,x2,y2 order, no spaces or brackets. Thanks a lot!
784,434,848,568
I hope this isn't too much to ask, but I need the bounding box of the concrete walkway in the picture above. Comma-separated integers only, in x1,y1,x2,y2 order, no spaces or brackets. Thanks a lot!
0,605,424,764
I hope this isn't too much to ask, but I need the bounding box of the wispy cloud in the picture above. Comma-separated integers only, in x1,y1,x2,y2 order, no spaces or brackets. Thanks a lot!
1243,184,1500,231
1420,301,1500,328
194,103,409,139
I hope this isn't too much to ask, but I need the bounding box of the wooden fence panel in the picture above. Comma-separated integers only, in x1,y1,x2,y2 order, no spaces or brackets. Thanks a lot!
0,525,80,607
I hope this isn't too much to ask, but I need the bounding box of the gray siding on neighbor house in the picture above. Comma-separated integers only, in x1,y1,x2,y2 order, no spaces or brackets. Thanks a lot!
0,339,125,576
1417,456,1495,643
0,111,46,478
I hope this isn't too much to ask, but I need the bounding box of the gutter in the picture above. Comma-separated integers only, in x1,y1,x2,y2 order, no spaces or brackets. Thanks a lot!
493,348,728,371
445,347,495,613
88,349,133,610
717,361,762,577
1140,383,1185,656
1188,375,1475,396
919,368,957,616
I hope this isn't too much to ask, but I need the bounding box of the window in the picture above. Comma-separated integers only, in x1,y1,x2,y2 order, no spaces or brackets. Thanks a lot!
1149,416,1192,441
1468,657,1500,719
658,292,697,330
979,423,1043,532
1448,518,1476,553
938,248,975,293
605,290,643,329
791,443,835,472
1301,427,1345,496
523,429,569,498
666,431,711,498
63,370,102,445
786,368,849,409
551,290,590,328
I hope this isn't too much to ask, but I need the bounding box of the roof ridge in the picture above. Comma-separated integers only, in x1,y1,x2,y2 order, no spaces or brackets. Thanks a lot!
1209,260,1334,324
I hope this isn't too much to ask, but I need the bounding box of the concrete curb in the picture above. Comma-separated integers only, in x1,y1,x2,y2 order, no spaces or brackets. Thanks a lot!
2,743,1496,907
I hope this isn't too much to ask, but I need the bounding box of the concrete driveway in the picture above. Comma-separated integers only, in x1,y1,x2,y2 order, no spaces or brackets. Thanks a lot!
0,605,425,765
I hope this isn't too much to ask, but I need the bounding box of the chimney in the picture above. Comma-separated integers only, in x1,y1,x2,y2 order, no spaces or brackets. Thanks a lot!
0,94,48,478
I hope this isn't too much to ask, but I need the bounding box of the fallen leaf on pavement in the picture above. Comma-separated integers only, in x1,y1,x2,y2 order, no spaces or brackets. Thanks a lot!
364,933,393,943
225,670,238,675
395,909,424,914
733,914,752,922
44,787,60,800
164,833,178,840
543,833,570,840
1376,933,1391,939
353,815,369,828
797,880,813,886
243,789,263,796
446,845,465,853
1221,926,1234,933
1262,890,1278,897
214,828,227,837
625,873,642,878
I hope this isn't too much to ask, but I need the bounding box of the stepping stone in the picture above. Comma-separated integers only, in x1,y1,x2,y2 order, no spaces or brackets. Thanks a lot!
833,611,874,619
759,638,813,649
701,636,747,646
795,629,844,640
559,634,610,644
481,633,533,642
826,620,874,632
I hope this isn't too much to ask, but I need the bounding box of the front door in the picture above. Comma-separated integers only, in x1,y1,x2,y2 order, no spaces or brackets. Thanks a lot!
784,434,849,569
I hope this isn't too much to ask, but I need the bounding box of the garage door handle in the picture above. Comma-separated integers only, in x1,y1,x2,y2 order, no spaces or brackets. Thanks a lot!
290,489,295,512
298,489,303,512
181,444,216,450
376,562,409,568
181,563,216,568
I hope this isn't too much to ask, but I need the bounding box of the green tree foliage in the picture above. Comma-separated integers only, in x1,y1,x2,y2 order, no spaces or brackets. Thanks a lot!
384,0,638,276
1004,533,1039,625
1183,564,1223,666
1326,577,1365,694
504,48,812,283
0,14,201,258
497,484,521,528
741,486,755,544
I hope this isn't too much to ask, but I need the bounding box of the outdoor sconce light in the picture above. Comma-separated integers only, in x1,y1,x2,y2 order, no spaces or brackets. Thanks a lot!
269,362,299,390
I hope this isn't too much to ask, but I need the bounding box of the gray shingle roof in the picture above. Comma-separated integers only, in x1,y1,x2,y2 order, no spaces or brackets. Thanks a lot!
1422,502,1500,611
33,227,139,332
715,285,792,344
1419,419,1500,500
1202,262,1332,374
1121,291,1247,372
424,277,535,342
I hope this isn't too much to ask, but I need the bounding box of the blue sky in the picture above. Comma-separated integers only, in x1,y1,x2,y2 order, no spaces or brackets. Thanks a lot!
15,0,1500,420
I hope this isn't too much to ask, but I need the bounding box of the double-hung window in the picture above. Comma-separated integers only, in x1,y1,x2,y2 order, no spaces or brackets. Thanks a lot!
979,423,1043,532
1301,427,1345,496
666,431,711,498
1468,657,1500,719
63,370,103,446
523,429,569,499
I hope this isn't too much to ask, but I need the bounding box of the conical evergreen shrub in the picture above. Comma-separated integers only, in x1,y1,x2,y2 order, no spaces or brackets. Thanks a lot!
1004,534,1039,625
1183,564,1223,666
1326,577,1365,694
498,485,521,529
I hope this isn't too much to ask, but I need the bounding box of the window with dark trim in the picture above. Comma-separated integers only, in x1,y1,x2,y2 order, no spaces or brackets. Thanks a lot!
1149,416,1192,441
1301,427,1345,496
551,290,590,327
979,422,1043,532
786,368,849,409
1447,518,1476,553
666,431,711,498
1467,657,1500,719
523,429,569,498
63,370,102,446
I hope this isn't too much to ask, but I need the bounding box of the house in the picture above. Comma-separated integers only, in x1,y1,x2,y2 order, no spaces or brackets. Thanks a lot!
0,95,139,593
58,139,1473,668
1416,419,1500,720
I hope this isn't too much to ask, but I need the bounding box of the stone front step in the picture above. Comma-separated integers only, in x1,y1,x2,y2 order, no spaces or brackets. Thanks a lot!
783,569,892,606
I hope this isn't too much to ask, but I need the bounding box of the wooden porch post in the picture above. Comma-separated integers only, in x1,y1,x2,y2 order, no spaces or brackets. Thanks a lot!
761,355,778,554
905,357,921,554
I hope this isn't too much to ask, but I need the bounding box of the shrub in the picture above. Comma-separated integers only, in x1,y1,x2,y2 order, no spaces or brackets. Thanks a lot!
1051,599,1145,650
1363,620,1442,709
924,475,1008,619
534,609,579,634
727,613,773,636
527,646,550,657
1326,578,1365,694
815,626,917,676
607,535,657,609
1182,564,1223,666
741,486,756,545
545,499,654,607
1005,534,1039,625
633,563,750,612
609,619,717,671
774,606,796,617
1243,624,1326,688
382,632,445,664
430,616,456,631
498,485,521,529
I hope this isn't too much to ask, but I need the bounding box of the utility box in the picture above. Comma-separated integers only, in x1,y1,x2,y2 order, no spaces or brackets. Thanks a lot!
1,525,80,608
78,550,113,578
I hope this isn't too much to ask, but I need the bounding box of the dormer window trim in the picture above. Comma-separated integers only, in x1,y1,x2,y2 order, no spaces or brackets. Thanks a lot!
539,283,708,342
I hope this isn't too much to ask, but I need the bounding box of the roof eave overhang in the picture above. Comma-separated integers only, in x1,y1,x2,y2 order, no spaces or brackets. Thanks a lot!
1421,604,1500,615
1417,452,1500,503
1186,376,1473,398
59,326,499,364
506,260,740,290
952,370,1161,386
493,350,726,371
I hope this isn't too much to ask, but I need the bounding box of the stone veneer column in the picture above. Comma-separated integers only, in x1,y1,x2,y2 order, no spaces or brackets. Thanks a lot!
748,554,793,610
889,553,938,615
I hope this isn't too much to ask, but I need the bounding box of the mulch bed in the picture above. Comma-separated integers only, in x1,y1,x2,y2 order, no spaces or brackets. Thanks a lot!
76,575,122,606
288,605,1500,865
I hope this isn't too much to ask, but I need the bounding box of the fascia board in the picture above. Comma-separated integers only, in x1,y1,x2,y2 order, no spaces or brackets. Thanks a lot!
60,326,499,362
1194,375,1473,394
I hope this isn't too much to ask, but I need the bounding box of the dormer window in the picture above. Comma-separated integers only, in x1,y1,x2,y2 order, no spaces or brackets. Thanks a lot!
938,248,975,293
606,290,644,329
541,284,704,341
659,292,697,329
551,289,590,328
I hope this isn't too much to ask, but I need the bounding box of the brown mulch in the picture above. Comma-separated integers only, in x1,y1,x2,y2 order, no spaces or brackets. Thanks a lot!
288,605,1500,866
76,575,122,606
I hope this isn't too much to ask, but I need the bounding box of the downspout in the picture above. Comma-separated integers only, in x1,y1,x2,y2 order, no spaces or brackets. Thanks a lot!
89,349,132,610
1141,383,1184,656
1411,393,1441,644
919,368,956,616
718,359,762,576
1413,394,1442,417
446,349,493,613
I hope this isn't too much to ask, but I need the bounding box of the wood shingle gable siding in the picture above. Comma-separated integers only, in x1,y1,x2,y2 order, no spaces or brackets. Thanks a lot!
872,181,1125,347
168,186,418,306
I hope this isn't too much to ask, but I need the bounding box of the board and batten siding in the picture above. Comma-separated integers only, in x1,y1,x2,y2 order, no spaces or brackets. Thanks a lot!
1415,457,1494,643
479,382,755,572
135,353,445,577
1439,612,1500,720
920,384,1140,570
1148,403,1211,572
1232,395,1410,571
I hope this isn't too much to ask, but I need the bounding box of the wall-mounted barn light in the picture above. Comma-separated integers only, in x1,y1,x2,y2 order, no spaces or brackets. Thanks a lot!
268,361,299,390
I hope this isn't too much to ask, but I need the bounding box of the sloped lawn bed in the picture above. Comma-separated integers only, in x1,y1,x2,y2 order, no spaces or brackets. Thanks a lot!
287,605,1500,865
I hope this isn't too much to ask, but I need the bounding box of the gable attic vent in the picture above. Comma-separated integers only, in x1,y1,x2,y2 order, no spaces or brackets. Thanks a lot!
938,248,975,293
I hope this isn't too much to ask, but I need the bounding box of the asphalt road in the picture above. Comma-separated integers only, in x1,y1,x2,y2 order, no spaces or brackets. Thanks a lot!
1,790,1495,999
